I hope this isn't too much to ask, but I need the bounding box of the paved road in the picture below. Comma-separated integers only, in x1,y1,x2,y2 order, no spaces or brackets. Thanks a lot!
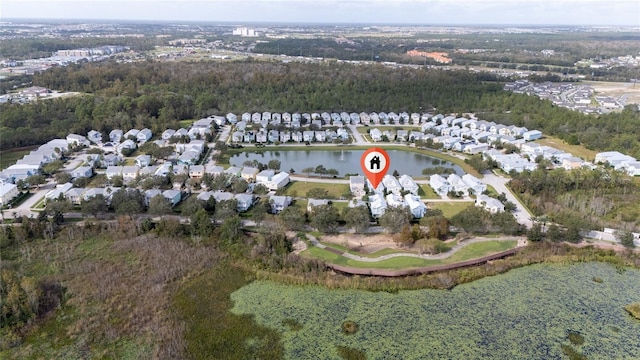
347,124,367,145
307,233,526,262
6,181,55,219
482,171,533,229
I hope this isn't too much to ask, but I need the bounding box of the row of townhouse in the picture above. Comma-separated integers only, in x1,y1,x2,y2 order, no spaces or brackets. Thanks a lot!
367,193,428,219
429,174,487,197
1,138,69,184
44,182,183,207
196,191,255,212
349,174,419,197
223,111,439,128
231,128,349,144
595,151,640,176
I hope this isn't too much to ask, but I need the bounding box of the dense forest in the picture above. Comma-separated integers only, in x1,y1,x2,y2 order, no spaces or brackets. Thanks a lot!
1,59,640,157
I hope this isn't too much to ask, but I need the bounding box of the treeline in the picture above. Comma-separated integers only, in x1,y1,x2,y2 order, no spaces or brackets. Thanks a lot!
1,59,639,157
0,37,159,60
508,167,640,230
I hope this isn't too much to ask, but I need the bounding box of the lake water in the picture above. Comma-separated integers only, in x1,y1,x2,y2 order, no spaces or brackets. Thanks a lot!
231,262,640,359
229,149,464,177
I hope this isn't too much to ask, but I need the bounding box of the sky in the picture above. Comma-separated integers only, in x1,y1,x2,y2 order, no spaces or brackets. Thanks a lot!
2,0,639,26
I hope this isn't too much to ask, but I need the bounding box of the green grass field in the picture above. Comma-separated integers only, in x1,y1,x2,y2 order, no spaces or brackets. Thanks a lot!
535,136,597,161
419,184,440,199
283,181,349,199
302,240,518,269
428,201,473,218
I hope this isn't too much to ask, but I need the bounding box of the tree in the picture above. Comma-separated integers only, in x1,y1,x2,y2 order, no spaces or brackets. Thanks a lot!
301,167,314,176
44,198,71,225
565,224,582,244
219,215,242,245
527,222,544,242
251,200,268,226
278,206,306,231
267,159,281,171
379,206,412,233
147,195,173,215
190,208,213,237
214,199,238,221
253,184,269,195
451,206,490,234
545,224,563,242
80,194,108,217
180,196,204,217
422,215,449,240
310,204,340,233
110,189,145,217
615,231,635,248
306,188,330,199
25,174,46,188
342,206,370,233
54,172,72,184
231,178,249,193
395,224,415,247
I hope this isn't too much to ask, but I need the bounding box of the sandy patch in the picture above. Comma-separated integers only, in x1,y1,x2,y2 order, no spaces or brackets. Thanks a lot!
319,233,402,254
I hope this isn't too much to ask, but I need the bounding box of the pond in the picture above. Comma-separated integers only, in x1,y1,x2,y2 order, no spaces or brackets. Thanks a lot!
231,262,640,359
229,149,464,177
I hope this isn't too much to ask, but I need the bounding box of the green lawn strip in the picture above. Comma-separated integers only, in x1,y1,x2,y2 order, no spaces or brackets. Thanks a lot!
428,201,473,219
445,240,517,263
357,125,421,134
304,240,518,270
0,146,37,170
178,119,196,128
283,181,349,199
419,184,440,199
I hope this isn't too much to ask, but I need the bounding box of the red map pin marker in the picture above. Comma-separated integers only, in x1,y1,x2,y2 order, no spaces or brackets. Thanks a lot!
361,148,390,190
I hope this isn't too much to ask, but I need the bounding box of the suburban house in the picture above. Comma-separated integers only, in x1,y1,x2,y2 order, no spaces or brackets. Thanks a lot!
122,166,140,183
447,174,469,194
66,134,90,147
241,167,260,182
0,183,20,206
264,172,290,191
307,198,330,213
124,129,140,140
135,155,152,168
105,166,124,180
398,174,419,195
269,195,292,214
136,128,153,143
368,193,387,218
45,182,74,202
385,193,406,208
188,165,205,178
109,129,123,143
475,194,505,213
162,129,176,140
163,189,182,206
256,170,275,184
430,174,450,196
462,174,487,194
382,175,403,195
370,128,383,142
65,188,86,205
522,130,543,141
349,176,366,196
117,139,136,155
87,130,102,144
212,191,234,203
595,151,637,166
235,193,254,212
405,194,427,218
562,156,586,170
225,166,242,177
71,166,93,179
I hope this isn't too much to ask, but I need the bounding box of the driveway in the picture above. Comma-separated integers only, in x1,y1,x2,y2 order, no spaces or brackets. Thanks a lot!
482,171,533,229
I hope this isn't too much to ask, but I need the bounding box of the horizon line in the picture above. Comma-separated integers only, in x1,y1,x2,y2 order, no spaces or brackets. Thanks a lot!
3,17,640,28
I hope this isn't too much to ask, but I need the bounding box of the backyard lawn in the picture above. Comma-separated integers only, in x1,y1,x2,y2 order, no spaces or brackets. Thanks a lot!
428,201,473,218
283,181,350,199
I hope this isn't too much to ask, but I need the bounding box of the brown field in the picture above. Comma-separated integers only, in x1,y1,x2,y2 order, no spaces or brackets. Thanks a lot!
585,81,640,105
